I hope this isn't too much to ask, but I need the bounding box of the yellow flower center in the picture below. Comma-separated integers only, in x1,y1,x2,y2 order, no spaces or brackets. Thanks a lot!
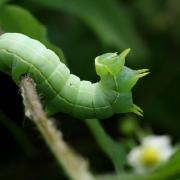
140,147,160,167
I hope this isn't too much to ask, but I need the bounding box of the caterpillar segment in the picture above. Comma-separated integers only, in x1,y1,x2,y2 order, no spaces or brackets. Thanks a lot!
0,33,148,119
92,83,114,119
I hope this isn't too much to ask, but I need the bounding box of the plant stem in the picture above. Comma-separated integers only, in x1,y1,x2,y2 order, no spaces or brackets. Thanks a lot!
85,119,126,173
20,76,94,180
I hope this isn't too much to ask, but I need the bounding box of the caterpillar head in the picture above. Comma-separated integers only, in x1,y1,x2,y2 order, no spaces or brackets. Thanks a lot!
95,49,149,92
95,49,129,77
95,49,149,116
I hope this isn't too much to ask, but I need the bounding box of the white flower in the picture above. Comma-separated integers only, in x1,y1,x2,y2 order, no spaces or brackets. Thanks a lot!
127,135,175,174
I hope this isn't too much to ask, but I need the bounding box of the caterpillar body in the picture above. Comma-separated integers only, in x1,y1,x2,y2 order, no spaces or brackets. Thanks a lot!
0,33,148,119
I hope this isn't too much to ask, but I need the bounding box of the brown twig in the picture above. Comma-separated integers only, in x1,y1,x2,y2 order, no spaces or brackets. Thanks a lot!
20,76,94,180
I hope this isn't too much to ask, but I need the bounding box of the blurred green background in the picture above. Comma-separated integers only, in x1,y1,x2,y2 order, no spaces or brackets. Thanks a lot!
0,0,179,179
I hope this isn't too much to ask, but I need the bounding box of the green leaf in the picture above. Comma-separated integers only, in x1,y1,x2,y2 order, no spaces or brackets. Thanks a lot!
132,0,162,21
0,4,66,63
28,0,149,64
0,0,9,6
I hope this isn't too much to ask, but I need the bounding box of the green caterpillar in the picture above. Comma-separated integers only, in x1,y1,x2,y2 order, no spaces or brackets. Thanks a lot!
0,33,148,119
